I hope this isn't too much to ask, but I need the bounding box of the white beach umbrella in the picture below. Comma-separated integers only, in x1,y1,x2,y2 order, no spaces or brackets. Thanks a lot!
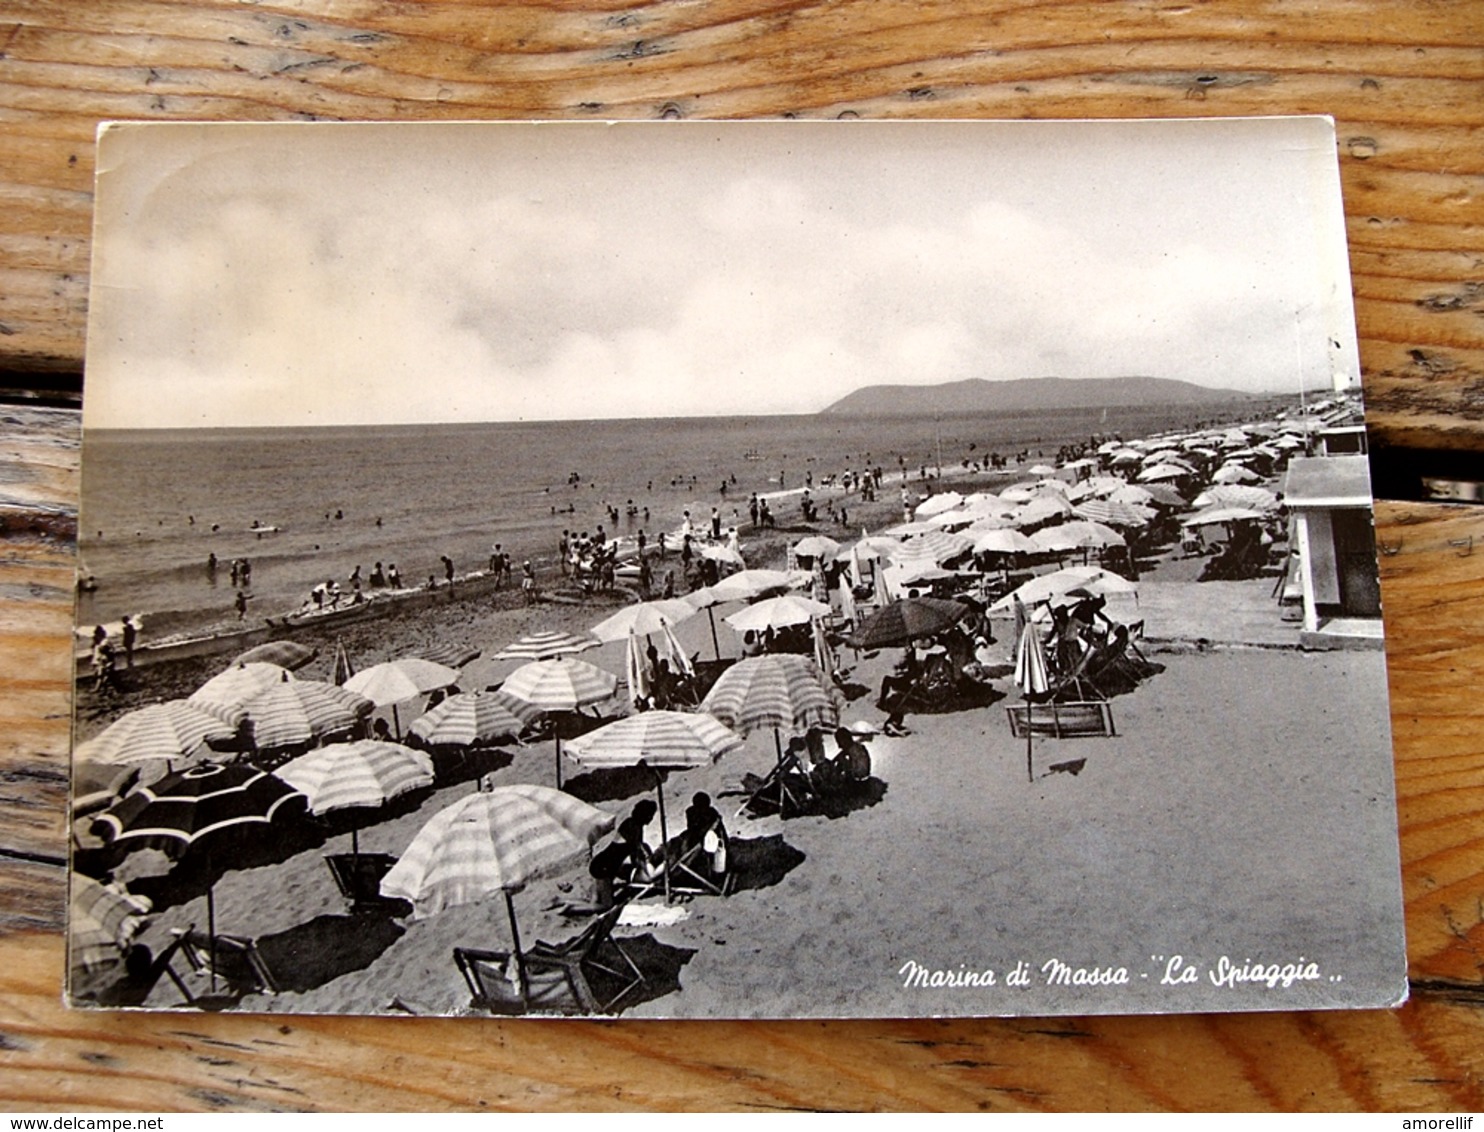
589,599,696,642
1030,521,1125,553
345,658,461,707
723,594,832,633
913,492,963,518
973,529,1041,557
989,567,1138,614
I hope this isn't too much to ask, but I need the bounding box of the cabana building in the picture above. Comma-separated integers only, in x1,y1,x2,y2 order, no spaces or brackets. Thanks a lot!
1282,454,1384,648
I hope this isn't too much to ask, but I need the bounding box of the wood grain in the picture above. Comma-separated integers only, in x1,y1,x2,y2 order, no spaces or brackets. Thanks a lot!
1,0,1483,1111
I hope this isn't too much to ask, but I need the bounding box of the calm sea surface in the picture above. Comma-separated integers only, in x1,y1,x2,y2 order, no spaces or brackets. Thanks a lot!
77,405,1253,639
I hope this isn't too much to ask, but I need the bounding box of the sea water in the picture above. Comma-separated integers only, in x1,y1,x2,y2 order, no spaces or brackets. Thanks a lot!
76,404,1253,640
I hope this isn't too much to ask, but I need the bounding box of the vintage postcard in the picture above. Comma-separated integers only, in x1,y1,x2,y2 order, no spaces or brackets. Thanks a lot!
68,117,1406,1017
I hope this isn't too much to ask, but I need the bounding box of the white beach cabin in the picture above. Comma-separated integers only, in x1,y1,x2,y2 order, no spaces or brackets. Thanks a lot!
1283,454,1384,647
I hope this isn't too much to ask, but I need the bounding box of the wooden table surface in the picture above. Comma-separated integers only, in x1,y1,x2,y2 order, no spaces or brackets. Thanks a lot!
1,0,1481,1111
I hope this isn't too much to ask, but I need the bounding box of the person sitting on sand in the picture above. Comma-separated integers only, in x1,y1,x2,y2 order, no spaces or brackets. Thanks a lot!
683,791,729,885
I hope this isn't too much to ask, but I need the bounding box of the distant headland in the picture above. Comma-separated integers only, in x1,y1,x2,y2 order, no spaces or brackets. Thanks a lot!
820,376,1257,416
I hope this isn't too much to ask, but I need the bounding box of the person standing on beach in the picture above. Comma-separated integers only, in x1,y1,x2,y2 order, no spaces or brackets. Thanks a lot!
710,507,722,540
388,563,402,588
559,531,570,576
235,590,248,621
121,615,137,668
441,555,454,588
749,494,759,529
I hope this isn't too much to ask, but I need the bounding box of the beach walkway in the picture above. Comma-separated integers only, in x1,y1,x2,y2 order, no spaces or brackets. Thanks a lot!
1137,580,1301,650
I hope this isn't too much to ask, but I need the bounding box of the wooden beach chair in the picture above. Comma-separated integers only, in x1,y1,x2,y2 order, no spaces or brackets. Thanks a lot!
454,904,643,1015
324,852,402,914
174,927,282,996
621,837,730,902
1006,700,1116,739
736,746,815,819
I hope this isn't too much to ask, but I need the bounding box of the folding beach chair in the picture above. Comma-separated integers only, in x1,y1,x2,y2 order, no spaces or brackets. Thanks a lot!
174,927,282,996
454,903,644,1015
620,836,730,902
736,748,815,819
324,852,402,914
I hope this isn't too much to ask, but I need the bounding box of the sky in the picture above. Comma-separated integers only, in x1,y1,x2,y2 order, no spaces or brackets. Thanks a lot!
85,118,1360,429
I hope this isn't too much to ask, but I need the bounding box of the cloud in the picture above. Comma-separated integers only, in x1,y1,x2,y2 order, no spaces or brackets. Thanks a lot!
86,122,1357,428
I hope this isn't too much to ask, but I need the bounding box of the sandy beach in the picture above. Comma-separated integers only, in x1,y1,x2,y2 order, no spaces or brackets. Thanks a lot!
74,550,1404,1018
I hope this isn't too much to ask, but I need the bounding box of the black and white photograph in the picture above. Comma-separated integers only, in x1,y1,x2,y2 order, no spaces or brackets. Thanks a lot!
67,117,1406,1018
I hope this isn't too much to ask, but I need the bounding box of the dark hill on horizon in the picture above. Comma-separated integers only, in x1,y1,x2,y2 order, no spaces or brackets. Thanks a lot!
821,376,1256,416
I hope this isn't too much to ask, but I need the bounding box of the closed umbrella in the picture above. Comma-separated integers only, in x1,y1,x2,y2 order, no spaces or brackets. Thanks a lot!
331,640,356,686
380,785,614,1003
566,711,742,904
408,691,525,748
1014,621,1051,782
75,700,235,767
500,658,619,788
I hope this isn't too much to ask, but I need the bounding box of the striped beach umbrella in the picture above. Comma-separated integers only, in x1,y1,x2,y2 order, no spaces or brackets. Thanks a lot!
69,874,153,987
493,629,601,663
91,761,307,985
276,740,435,858
69,874,152,982
565,710,742,771
700,654,840,738
500,658,619,788
75,700,236,766
1030,521,1125,553
189,663,296,725
412,643,483,669
381,783,614,1000
888,530,972,564
1073,499,1154,529
566,711,743,904
972,529,1041,557
275,741,434,817
408,691,525,748
501,657,618,711
381,784,615,919
235,679,374,751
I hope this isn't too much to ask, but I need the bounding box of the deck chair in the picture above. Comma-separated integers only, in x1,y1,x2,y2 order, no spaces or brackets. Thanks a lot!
621,836,730,902
736,750,815,818
85,928,196,1007
454,904,643,1015
324,852,402,914
174,926,281,996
